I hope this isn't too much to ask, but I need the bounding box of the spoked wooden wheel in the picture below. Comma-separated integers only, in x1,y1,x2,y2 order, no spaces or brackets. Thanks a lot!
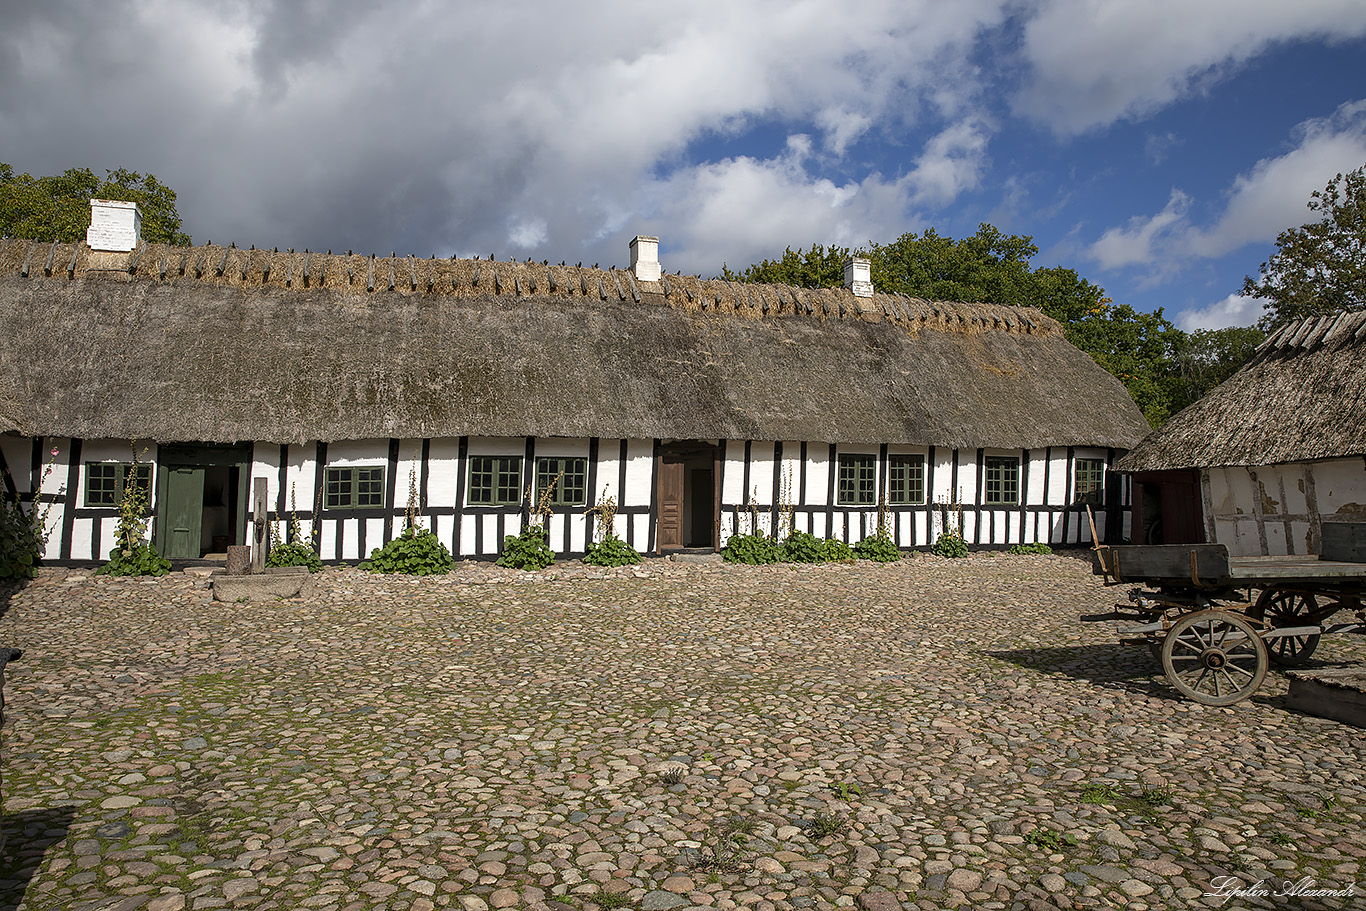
1161,610,1268,706
1251,589,1320,667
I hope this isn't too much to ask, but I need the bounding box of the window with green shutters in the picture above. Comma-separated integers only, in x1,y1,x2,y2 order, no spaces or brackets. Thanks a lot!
468,456,523,506
837,454,877,506
84,463,152,507
887,455,926,505
983,456,1020,505
1075,459,1105,505
324,466,385,509
536,457,588,506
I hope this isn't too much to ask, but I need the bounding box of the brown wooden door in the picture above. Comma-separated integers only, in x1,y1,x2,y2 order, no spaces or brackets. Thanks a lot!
657,461,685,550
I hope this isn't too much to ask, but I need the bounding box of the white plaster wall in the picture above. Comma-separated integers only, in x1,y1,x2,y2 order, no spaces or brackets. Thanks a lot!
1207,457,1366,556
623,440,653,508
805,447,831,506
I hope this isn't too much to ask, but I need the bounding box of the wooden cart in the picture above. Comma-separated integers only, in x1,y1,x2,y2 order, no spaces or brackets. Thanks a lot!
1085,521,1366,705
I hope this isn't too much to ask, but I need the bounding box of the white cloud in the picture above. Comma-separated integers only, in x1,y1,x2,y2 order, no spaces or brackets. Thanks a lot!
0,0,1017,267
1089,190,1190,270
641,136,918,275
1177,294,1264,331
1015,0,1366,134
1088,101,1366,271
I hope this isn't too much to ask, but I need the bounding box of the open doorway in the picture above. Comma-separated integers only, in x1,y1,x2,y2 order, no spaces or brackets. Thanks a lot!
657,441,719,552
155,443,252,559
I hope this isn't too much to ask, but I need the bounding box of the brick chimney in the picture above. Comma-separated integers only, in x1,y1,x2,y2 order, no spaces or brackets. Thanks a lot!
86,199,142,252
843,257,872,298
630,235,661,282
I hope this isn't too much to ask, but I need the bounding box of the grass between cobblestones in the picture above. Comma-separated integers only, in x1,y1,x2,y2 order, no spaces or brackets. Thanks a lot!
0,554,1363,910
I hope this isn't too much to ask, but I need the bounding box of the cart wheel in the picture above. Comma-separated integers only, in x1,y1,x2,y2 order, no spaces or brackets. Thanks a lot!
1250,589,1320,667
1161,610,1268,706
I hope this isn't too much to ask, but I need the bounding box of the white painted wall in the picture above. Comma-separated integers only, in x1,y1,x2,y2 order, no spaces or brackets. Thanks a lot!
1205,457,1366,556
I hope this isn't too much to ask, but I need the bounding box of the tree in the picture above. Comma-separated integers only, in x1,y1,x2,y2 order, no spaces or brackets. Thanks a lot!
721,243,851,288
0,163,191,246
1170,325,1266,410
1242,163,1366,329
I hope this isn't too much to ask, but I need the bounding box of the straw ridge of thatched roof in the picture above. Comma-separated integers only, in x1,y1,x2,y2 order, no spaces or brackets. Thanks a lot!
1117,309,1366,472
0,238,1149,448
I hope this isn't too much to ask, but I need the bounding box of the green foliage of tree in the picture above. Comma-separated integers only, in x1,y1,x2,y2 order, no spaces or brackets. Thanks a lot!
0,162,191,245
1171,325,1267,409
721,243,851,287
1242,163,1366,329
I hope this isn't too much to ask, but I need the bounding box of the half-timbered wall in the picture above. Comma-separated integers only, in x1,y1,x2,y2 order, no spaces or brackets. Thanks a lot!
1203,457,1366,557
718,442,1130,548
10,434,1131,563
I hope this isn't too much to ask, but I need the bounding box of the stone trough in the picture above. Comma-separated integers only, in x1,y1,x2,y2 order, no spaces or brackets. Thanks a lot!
1285,667,1366,728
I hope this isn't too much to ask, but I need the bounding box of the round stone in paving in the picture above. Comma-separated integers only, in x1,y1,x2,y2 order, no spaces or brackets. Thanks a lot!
1121,879,1154,897
1039,873,1067,892
946,869,981,892
642,891,687,910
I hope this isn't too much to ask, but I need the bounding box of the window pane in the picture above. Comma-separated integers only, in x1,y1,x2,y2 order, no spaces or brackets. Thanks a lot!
469,457,494,505
889,455,925,505
1075,459,1105,505
356,467,384,507
325,467,351,509
537,457,588,506
495,458,522,505
838,455,875,506
984,457,1020,505
86,463,120,506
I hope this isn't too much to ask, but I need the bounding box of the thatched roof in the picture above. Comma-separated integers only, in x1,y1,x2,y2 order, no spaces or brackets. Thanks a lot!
1118,310,1366,472
0,238,1148,448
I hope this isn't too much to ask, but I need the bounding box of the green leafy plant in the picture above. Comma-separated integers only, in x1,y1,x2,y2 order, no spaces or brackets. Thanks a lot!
831,781,862,800
1009,542,1053,555
691,816,756,873
0,491,43,580
931,531,969,558
266,486,321,572
99,448,170,577
1138,786,1174,808
778,530,824,562
1080,782,1120,804
853,533,900,562
820,537,855,561
583,535,641,567
1024,828,1076,851
365,526,454,575
1,447,58,580
497,524,555,570
582,488,641,566
723,532,779,564
808,810,848,839
584,890,632,909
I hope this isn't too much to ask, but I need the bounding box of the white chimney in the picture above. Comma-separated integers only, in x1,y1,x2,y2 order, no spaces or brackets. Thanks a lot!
87,199,142,252
630,235,661,282
843,257,872,298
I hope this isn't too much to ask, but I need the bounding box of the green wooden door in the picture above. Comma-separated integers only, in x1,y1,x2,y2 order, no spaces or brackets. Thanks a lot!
164,467,205,559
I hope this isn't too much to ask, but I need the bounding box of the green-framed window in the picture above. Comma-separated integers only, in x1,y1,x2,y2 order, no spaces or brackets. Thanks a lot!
837,454,876,506
1075,459,1105,505
468,456,523,506
887,454,926,505
324,466,385,509
983,456,1020,505
536,457,588,506
84,462,152,507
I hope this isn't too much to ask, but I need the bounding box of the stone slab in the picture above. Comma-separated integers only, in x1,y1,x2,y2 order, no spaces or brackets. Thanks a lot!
1285,667,1366,729
211,567,313,602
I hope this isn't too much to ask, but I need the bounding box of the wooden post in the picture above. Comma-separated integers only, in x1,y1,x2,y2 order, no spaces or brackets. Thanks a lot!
252,478,268,574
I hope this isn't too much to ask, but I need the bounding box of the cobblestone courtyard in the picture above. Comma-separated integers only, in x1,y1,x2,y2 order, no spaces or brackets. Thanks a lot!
1,554,1363,911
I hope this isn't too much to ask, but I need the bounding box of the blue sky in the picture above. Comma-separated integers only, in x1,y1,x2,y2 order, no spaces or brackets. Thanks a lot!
3,1,1365,331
